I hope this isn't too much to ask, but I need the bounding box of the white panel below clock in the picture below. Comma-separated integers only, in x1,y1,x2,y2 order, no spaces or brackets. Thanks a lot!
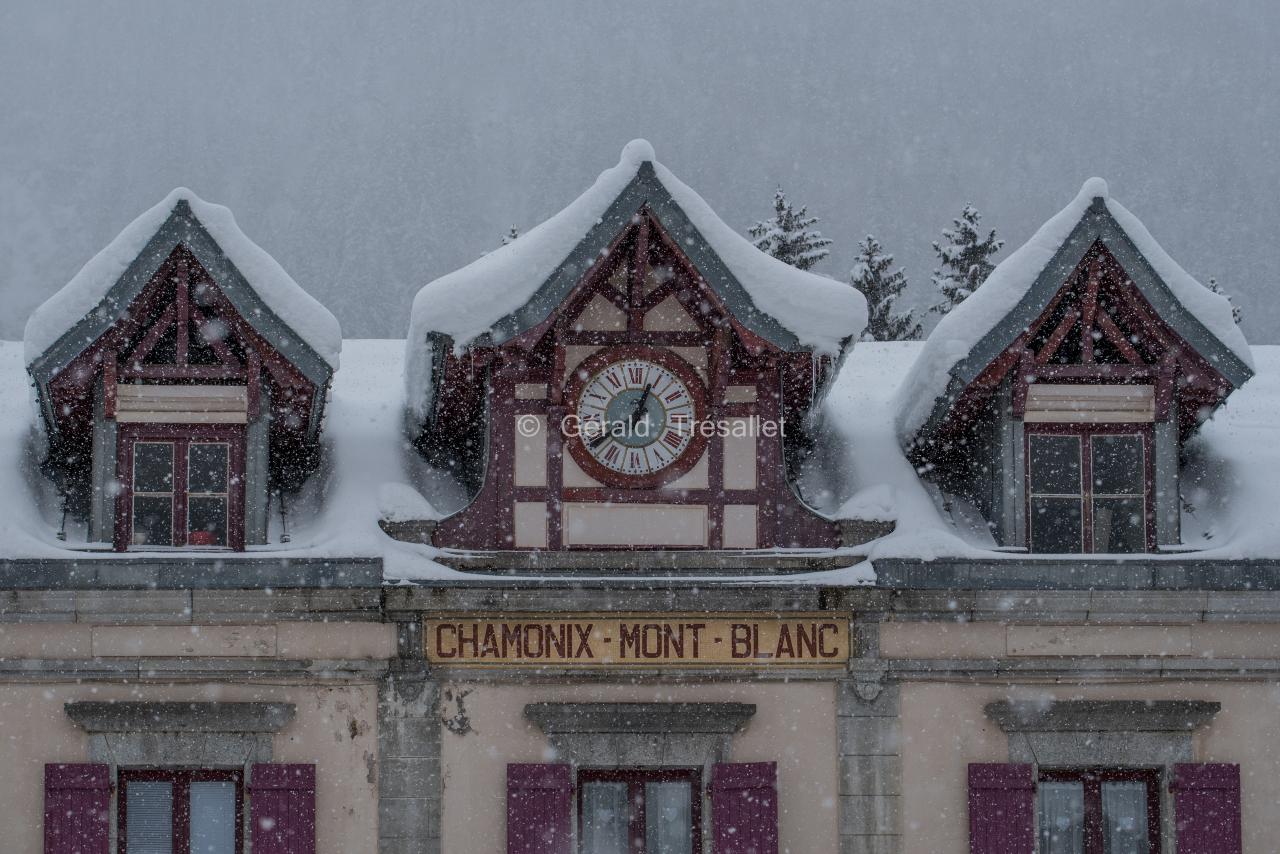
513,502,548,548
661,451,709,490
722,505,758,548
562,503,708,547
562,452,604,488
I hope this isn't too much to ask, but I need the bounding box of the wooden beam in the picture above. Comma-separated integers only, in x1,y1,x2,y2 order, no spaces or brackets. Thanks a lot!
1095,308,1145,365
1035,310,1079,365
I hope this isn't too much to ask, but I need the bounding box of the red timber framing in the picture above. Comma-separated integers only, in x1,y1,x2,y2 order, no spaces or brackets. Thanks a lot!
118,768,245,854
430,206,839,551
45,244,318,551
937,242,1233,445
114,423,247,551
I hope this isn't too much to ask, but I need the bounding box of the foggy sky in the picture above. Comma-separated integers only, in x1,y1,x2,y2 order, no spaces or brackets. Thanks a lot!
2,1,1277,343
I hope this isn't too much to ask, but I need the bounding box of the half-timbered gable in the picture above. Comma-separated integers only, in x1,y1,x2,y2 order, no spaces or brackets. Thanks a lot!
25,189,340,551
898,178,1253,554
406,141,866,558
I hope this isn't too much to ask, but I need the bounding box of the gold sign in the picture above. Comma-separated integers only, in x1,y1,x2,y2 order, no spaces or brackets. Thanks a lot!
423,613,849,668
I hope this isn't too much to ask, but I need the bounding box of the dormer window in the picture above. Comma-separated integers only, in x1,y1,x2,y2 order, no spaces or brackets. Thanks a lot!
898,179,1252,557
25,191,339,554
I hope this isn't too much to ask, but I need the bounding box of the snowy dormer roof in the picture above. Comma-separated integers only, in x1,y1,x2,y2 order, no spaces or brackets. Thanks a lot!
895,178,1254,445
405,140,867,421
24,188,342,382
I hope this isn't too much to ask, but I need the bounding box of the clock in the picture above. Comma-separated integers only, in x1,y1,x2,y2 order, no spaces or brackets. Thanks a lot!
564,347,709,488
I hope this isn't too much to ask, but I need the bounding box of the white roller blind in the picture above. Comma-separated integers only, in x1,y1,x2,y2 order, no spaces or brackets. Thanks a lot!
190,781,237,854
126,781,174,854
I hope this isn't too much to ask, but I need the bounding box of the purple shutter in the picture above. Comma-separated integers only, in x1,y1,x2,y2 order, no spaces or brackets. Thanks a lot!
968,763,1034,854
44,763,110,854
1172,763,1242,854
250,763,316,854
711,762,779,854
507,763,571,854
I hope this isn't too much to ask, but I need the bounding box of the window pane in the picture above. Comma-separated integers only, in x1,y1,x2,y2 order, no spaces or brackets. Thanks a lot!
1029,435,1082,495
188,496,228,546
1093,435,1144,495
1094,497,1146,554
1031,497,1083,553
188,443,229,494
1102,781,1151,854
581,781,629,854
1038,781,1084,854
190,781,237,854
132,496,174,546
126,780,174,854
645,781,693,854
134,442,174,493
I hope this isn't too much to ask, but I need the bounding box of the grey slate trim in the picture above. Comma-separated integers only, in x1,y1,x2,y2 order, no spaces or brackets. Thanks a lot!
66,701,295,733
485,162,808,353
27,199,333,439
1154,409,1179,545
415,161,854,428
0,556,381,589
985,700,1220,733
245,383,272,545
89,376,117,542
872,557,1280,590
525,702,756,734
912,197,1254,447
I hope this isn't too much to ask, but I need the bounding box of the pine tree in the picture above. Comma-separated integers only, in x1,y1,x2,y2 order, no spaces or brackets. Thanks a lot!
1207,277,1243,325
930,205,1003,315
500,225,520,246
748,187,833,271
850,235,921,341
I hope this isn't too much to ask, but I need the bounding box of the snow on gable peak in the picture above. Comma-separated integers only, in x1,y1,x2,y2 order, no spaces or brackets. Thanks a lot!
895,177,1252,443
405,140,866,367
24,187,342,371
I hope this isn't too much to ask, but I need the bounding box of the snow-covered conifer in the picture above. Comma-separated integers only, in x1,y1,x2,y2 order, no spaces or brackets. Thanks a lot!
930,205,1002,315
748,188,832,271
850,235,920,341
1208,277,1243,325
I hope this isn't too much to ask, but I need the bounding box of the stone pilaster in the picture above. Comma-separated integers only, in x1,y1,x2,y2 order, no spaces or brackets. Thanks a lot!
378,620,440,854
839,618,901,854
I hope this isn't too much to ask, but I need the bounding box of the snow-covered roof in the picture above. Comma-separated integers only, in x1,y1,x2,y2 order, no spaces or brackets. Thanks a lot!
24,188,342,375
405,140,867,421
895,178,1254,444
2,339,1280,573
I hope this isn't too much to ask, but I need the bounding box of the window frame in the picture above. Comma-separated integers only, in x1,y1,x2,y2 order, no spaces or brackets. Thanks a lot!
1037,767,1162,854
1025,424,1154,554
117,767,244,854
115,424,246,551
576,767,702,854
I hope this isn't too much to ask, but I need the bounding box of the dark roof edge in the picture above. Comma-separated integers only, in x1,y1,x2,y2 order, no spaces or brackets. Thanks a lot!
873,556,1280,590
484,162,804,353
28,201,334,435
0,556,382,589
912,199,1254,446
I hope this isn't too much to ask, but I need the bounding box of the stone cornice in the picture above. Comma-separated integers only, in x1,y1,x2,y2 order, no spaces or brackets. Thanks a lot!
985,700,1220,733
65,701,295,733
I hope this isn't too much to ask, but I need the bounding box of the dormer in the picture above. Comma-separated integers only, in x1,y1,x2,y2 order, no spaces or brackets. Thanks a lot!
898,179,1252,554
25,189,340,551
405,141,866,557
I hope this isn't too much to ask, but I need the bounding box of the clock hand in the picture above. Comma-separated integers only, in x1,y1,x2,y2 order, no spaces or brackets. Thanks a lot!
627,383,653,429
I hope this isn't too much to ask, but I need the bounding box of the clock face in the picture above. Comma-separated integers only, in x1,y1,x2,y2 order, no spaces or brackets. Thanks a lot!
567,348,707,487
